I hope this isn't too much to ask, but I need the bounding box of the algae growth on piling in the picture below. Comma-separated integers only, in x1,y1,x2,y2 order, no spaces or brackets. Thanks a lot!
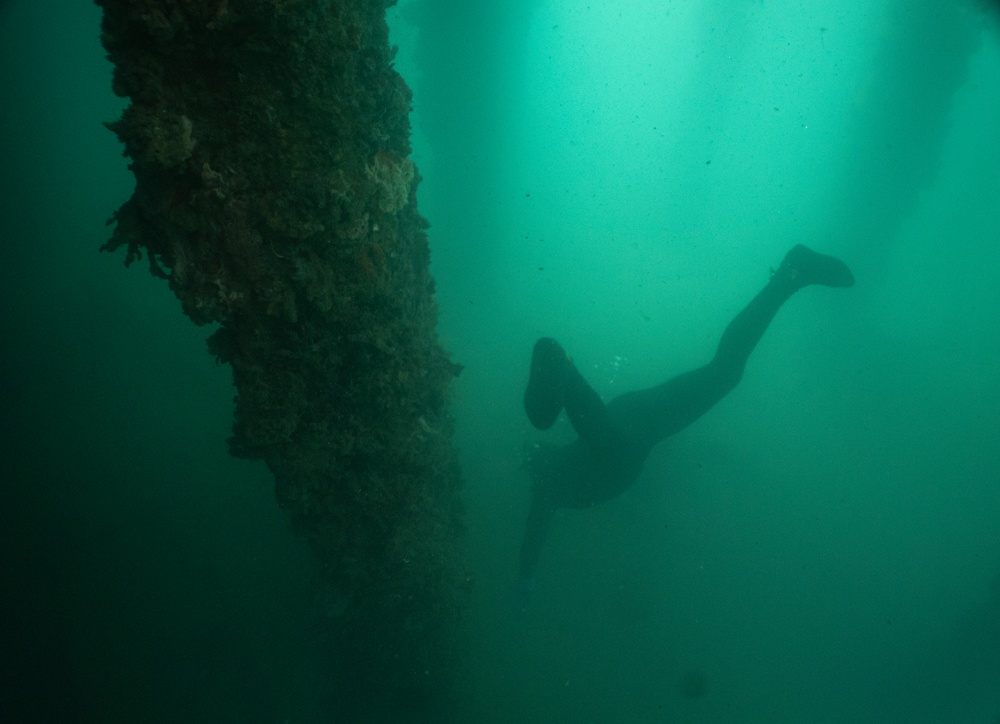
96,0,467,713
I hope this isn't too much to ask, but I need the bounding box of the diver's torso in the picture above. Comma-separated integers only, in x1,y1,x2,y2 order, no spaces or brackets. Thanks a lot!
527,437,648,509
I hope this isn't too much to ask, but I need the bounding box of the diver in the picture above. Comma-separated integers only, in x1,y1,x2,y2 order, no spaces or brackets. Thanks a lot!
517,244,855,604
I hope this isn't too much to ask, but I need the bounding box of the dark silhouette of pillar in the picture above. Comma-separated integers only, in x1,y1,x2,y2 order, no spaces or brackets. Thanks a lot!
96,1,467,718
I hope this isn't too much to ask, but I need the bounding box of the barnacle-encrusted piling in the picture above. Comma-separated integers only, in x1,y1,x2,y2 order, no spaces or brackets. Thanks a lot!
96,0,467,716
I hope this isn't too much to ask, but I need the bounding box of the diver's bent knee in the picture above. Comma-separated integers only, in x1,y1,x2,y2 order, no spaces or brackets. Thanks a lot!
711,362,744,393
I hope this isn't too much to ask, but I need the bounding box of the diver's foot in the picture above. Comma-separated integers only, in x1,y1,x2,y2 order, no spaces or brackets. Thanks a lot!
524,337,568,430
776,244,855,288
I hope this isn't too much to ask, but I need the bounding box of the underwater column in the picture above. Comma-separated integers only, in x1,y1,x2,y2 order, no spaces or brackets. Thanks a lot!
96,0,467,713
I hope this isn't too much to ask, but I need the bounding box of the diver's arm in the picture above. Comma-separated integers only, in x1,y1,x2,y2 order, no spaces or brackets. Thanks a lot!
517,496,556,605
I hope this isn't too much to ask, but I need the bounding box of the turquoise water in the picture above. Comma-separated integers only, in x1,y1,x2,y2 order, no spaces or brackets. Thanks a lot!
2,0,999,721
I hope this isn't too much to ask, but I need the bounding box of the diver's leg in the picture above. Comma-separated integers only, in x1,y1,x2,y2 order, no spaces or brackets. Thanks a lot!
524,337,628,457
611,245,854,449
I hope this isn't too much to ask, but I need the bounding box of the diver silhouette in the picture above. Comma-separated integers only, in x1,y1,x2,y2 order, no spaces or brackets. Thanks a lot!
517,244,854,604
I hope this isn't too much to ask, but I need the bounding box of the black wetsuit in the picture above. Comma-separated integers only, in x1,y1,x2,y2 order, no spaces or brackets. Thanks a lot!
518,245,854,586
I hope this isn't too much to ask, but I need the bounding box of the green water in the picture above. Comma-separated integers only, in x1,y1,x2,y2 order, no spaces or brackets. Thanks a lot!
2,0,999,721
